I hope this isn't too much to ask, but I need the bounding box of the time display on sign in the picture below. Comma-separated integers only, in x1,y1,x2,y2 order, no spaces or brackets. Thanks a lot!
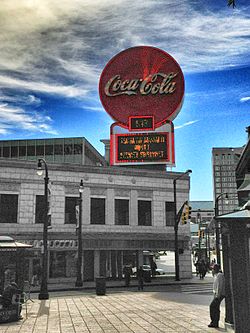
129,116,154,131
116,133,169,163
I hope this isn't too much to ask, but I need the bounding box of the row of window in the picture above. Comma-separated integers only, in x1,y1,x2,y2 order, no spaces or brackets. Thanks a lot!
0,139,83,158
215,177,236,182
215,172,235,177
214,166,235,171
0,194,176,226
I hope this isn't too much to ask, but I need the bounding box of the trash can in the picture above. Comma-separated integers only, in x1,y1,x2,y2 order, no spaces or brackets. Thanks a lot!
95,277,106,295
143,270,151,283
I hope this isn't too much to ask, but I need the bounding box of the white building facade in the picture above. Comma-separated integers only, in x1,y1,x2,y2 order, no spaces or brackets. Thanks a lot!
0,158,192,283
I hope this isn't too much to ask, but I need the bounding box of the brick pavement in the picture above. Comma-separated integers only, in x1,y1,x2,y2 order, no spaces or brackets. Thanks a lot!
0,290,225,333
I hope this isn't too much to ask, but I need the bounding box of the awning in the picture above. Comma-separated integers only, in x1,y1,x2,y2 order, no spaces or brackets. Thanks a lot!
216,201,250,220
237,173,250,192
0,236,32,249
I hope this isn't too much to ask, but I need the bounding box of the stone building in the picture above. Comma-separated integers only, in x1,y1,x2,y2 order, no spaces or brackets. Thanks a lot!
212,147,243,214
0,138,192,284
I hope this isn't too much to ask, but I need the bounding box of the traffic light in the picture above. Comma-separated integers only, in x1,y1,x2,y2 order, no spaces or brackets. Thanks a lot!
181,210,187,224
185,205,192,220
181,204,191,224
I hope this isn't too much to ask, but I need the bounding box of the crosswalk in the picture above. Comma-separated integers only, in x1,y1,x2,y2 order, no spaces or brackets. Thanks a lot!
180,283,213,295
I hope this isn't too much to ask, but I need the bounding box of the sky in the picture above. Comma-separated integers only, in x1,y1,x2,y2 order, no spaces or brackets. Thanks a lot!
0,0,250,201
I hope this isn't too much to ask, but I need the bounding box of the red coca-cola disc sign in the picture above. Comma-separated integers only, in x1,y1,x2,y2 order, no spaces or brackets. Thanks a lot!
99,46,184,128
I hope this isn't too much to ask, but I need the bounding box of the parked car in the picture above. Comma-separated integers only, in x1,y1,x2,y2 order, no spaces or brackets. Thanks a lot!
155,268,166,275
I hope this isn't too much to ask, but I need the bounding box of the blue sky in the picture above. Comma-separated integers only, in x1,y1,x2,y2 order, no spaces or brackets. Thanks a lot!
0,0,249,200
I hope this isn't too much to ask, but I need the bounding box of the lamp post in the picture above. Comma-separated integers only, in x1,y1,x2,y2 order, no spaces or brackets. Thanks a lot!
75,179,84,287
173,169,192,281
197,209,201,259
37,158,49,300
214,192,229,267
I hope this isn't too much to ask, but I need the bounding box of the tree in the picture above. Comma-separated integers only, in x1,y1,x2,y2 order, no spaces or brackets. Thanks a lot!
228,0,236,7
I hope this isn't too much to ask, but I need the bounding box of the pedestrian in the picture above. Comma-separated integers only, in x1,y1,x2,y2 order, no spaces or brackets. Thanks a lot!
123,265,132,287
2,281,23,320
200,259,207,279
151,261,157,277
208,264,225,328
32,264,41,286
137,266,144,291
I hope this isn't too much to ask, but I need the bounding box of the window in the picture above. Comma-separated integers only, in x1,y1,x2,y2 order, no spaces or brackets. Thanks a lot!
35,195,46,224
3,146,10,158
165,202,175,226
138,200,151,226
49,252,66,278
54,143,63,155
65,197,78,224
27,145,35,156
91,198,105,224
19,144,26,157
11,146,18,158
36,144,44,156
0,194,18,223
115,199,129,225
45,144,53,155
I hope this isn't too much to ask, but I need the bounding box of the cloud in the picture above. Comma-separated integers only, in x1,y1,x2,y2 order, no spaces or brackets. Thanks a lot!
0,0,249,138
0,103,58,135
0,94,41,106
0,0,249,97
240,96,250,102
84,106,105,112
175,120,199,129
0,75,87,98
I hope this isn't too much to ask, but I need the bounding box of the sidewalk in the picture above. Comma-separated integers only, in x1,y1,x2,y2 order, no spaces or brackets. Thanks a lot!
0,274,225,333
0,282,225,333
30,273,214,293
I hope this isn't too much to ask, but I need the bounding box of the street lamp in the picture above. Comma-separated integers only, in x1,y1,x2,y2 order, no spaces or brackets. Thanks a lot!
173,169,192,281
75,179,84,287
36,158,49,300
197,209,201,259
214,192,229,266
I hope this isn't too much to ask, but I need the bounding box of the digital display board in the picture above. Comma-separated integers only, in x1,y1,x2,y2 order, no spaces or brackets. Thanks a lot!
116,132,169,163
129,116,154,131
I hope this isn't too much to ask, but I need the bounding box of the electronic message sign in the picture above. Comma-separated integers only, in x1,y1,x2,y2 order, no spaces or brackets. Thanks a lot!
110,121,175,166
116,132,169,164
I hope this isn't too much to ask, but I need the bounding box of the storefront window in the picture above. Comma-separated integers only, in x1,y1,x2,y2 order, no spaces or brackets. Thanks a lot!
49,252,66,278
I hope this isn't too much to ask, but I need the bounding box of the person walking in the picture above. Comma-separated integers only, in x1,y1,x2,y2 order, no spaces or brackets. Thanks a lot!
123,265,132,287
137,266,144,291
208,264,225,328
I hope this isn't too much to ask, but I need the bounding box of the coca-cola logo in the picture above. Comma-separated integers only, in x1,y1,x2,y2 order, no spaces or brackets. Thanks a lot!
99,46,184,128
105,73,177,97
